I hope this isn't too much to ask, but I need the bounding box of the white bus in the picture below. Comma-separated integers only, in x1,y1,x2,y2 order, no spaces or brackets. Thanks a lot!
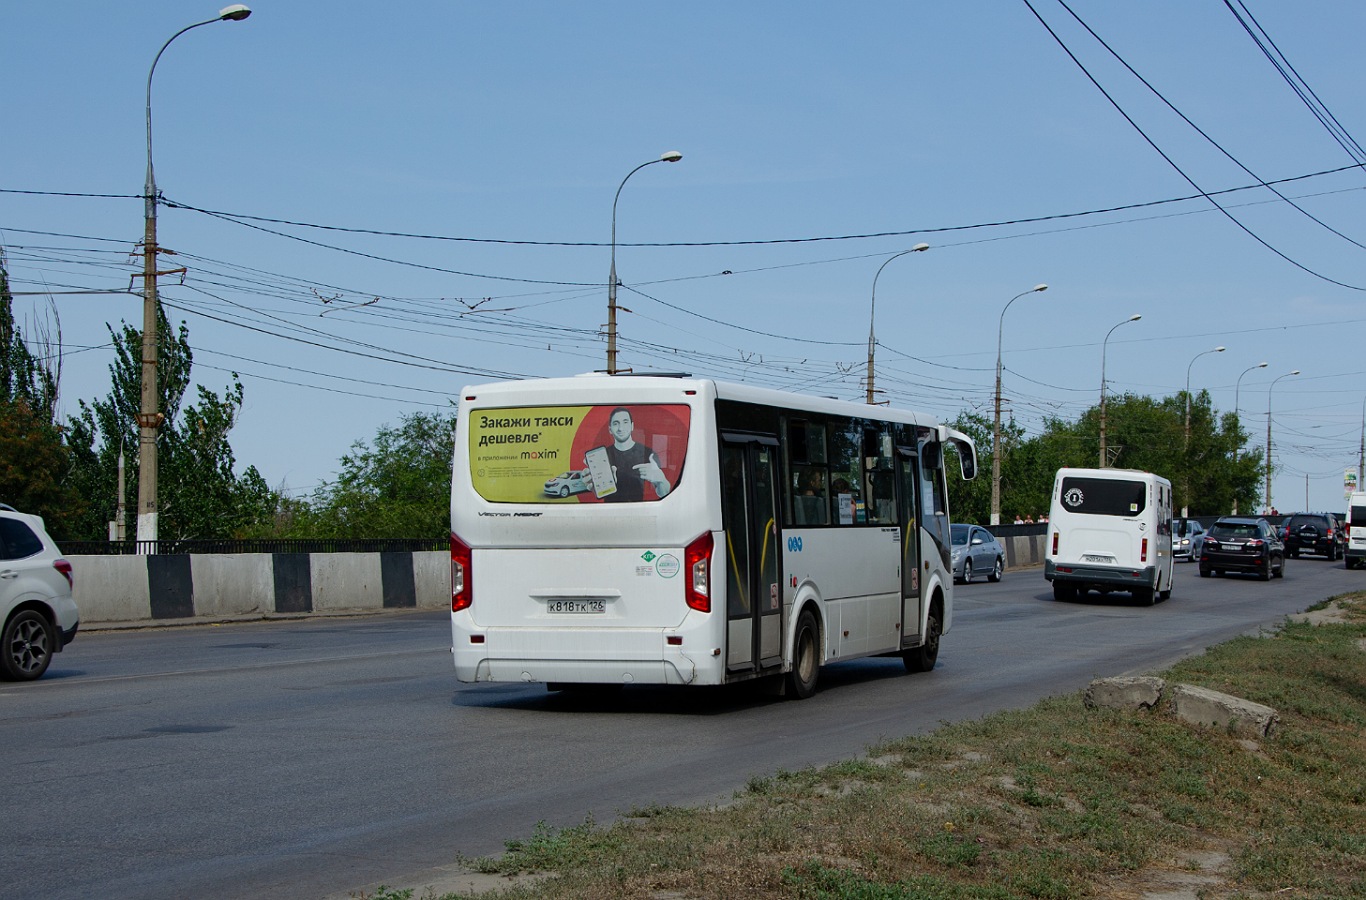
450,373,977,698
1044,467,1174,605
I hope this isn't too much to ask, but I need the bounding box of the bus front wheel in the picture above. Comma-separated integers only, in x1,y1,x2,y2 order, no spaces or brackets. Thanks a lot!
903,601,941,673
786,610,820,699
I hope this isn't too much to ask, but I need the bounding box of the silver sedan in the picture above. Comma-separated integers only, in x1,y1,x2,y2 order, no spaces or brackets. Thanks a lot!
951,524,1005,584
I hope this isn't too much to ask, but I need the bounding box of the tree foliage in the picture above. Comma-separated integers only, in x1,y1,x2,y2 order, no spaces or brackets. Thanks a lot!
283,411,455,540
64,306,278,541
0,257,82,530
948,390,1264,526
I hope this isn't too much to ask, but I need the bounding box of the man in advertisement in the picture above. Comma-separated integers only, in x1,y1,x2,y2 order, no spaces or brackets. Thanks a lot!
588,407,672,502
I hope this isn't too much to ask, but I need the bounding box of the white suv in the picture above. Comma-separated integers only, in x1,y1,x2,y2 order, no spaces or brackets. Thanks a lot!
1,505,79,680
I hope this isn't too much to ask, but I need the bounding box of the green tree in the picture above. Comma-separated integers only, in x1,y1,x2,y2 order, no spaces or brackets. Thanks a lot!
65,306,279,541
300,411,455,539
0,255,82,530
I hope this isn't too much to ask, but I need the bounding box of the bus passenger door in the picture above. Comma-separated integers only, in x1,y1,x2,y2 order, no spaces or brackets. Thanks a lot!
720,436,783,672
897,448,924,646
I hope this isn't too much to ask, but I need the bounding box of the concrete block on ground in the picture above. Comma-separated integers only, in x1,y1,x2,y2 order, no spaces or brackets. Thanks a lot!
1167,683,1279,738
1084,675,1166,710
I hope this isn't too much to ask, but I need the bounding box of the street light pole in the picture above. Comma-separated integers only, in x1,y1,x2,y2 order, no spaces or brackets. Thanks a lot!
1265,370,1300,514
138,4,252,546
1232,361,1267,515
606,151,682,375
1182,345,1225,516
990,283,1047,525
1098,314,1141,468
865,244,929,404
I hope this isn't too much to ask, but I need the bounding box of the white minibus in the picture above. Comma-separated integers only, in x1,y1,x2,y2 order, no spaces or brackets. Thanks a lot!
1346,491,1366,569
1044,467,1173,604
450,373,977,698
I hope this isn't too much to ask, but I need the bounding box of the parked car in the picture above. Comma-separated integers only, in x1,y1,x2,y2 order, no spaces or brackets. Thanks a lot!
951,524,1004,584
1278,512,1346,560
1199,516,1284,581
1,507,79,680
542,470,590,498
1171,517,1206,562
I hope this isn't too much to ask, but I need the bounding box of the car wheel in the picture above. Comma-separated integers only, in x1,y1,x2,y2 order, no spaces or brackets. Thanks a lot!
962,559,973,584
988,557,1003,583
1052,582,1076,601
2,610,55,681
1275,555,1285,578
1260,560,1272,581
902,600,941,673
558,486,570,497
1133,586,1155,606
1199,566,1211,578
786,610,821,699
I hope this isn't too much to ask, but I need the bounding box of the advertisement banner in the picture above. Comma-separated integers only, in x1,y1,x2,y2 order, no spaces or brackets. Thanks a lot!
469,404,691,503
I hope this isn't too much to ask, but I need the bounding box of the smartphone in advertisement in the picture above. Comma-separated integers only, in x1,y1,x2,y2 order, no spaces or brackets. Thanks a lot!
585,446,617,498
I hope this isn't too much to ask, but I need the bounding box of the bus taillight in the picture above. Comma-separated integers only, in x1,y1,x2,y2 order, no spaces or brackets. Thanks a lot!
1141,538,1149,563
1051,531,1059,556
684,531,714,613
451,532,473,612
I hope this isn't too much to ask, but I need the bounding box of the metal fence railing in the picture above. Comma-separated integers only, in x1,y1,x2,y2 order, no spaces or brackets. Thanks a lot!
61,538,449,556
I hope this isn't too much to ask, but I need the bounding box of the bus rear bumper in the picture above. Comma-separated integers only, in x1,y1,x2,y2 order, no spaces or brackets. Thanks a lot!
1044,559,1158,589
452,625,721,687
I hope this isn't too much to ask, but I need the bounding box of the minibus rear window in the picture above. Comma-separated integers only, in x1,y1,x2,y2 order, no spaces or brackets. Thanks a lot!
1057,477,1146,517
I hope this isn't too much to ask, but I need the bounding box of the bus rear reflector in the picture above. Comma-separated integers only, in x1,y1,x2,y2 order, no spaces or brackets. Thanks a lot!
684,532,713,613
451,533,472,611
1141,538,1149,563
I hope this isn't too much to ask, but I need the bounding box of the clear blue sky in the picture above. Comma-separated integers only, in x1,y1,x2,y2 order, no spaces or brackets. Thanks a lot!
5,2,1366,514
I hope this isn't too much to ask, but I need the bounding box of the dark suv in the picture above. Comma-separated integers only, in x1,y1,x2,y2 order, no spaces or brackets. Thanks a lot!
1279,512,1346,560
1199,516,1285,581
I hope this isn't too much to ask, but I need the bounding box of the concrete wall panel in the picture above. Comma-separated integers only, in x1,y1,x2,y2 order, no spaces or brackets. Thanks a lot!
413,551,449,610
310,553,383,611
190,554,275,618
70,555,151,623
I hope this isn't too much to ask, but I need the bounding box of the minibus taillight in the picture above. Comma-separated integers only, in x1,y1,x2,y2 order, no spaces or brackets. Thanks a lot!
684,532,714,613
451,533,472,612
1141,538,1149,563
1051,531,1059,556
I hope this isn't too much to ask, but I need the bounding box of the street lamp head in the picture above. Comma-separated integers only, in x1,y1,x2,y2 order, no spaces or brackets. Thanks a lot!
912,242,930,252
660,150,683,163
1128,314,1142,322
1257,362,1268,368
1291,369,1301,375
1032,283,1048,292
218,4,252,20
1214,346,1226,352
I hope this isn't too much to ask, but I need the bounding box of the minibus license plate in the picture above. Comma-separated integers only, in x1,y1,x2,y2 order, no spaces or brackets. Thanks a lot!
547,599,606,614
1083,554,1112,563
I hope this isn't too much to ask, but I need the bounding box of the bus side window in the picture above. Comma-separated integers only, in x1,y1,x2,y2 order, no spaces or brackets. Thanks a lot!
791,466,829,525
829,417,864,524
864,424,896,524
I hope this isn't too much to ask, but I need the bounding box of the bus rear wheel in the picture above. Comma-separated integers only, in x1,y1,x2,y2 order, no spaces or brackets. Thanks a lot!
902,601,941,673
786,610,820,699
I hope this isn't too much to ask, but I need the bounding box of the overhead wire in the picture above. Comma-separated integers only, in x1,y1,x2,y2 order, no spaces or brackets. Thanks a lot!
1022,0,1366,291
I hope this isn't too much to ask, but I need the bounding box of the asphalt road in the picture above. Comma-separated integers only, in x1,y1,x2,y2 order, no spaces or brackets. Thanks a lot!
3,556,1354,899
